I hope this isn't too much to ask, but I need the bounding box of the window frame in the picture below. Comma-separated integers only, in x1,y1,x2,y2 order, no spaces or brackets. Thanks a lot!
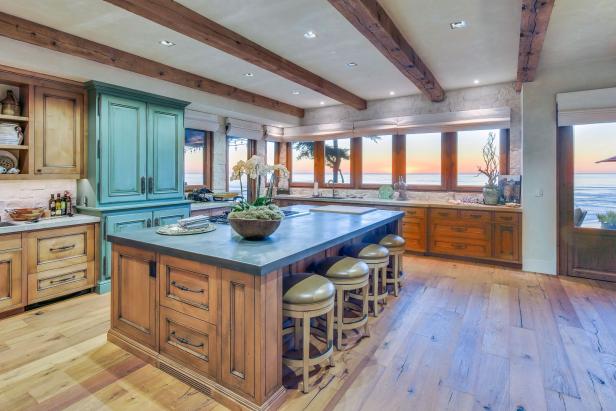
399,133,445,191
287,141,320,188
184,129,213,191
323,137,354,188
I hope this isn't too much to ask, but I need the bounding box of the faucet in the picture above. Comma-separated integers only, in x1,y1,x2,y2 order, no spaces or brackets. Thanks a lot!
327,179,338,198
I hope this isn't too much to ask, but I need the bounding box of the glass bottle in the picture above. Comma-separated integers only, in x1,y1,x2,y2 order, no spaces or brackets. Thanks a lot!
49,194,56,215
55,193,62,216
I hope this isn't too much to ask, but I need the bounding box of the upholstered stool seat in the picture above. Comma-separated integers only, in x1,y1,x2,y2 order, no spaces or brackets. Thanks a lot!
314,257,370,349
373,234,406,297
342,243,390,317
282,273,335,393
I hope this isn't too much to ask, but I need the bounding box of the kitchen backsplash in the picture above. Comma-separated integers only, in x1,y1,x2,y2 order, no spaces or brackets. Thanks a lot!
289,187,484,203
0,179,77,220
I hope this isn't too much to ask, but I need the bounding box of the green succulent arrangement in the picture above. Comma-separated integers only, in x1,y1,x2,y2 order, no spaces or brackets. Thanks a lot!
597,211,616,227
229,203,284,220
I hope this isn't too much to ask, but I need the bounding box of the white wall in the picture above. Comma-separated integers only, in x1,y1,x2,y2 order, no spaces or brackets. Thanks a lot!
521,57,616,274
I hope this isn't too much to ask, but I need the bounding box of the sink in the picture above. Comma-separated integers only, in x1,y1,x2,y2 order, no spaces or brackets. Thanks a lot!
0,222,16,227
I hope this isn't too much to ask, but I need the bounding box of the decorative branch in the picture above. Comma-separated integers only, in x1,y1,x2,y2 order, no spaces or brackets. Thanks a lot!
477,132,499,187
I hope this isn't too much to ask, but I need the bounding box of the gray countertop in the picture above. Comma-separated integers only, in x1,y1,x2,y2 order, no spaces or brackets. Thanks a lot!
108,205,403,275
190,201,235,211
0,214,100,235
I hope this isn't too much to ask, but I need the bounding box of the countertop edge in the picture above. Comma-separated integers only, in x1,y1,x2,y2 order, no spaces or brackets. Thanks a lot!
0,215,101,235
108,211,404,276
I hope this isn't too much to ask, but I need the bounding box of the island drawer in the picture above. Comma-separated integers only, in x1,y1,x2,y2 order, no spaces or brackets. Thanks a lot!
159,306,218,380
159,255,219,325
27,262,94,304
25,225,95,273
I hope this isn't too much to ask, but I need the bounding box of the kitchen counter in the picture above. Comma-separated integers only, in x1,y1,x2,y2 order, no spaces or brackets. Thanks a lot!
108,205,403,275
275,194,522,212
190,201,235,211
0,214,100,235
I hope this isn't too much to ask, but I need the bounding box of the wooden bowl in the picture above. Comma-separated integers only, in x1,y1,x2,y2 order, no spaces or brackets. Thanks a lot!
5,207,45,222
228,218,281,240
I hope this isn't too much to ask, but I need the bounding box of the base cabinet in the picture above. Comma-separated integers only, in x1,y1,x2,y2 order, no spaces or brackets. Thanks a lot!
0,235,24,313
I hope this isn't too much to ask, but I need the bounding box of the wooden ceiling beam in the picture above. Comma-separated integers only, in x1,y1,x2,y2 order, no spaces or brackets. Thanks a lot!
328,0,444,102
103,0,368,110
515,0,555,92
0,11,304,117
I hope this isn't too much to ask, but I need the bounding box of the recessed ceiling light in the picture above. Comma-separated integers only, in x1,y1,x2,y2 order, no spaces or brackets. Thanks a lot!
244,72,254,77
473,79,480,84
389,91,395,96
450,21,467,29
159,40,176,47
292,90,301,95
303,31,317,39
319,101,325,105
346,62,358,67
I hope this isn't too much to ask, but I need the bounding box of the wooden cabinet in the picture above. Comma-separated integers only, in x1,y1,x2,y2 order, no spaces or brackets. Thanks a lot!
153,207,189,227
34,86,84,175
111,244,158,349
402,207,426,252
0,235,24,314
494,213,520,262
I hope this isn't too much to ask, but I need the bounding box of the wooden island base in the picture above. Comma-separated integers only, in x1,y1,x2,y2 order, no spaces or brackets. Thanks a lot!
108,215,400,410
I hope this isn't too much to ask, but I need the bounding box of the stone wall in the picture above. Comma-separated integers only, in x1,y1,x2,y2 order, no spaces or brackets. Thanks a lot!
0,179,76,220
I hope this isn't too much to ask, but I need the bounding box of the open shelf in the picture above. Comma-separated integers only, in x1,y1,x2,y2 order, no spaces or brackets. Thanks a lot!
0,114,29,122
0,144,28,150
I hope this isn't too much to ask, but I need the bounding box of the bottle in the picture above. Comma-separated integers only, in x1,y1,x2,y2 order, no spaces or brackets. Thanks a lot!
61,193,67,216
55,193,62,216
66,193,73,216
49,194,56,215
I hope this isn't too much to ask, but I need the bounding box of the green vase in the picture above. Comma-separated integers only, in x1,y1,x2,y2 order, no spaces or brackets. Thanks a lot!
483,186,499,205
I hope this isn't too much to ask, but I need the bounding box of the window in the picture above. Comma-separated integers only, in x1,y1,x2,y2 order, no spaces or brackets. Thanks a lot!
227,137,248,193
362,135,392,185
573,122,616,229
457,129,500,186
290,142,315,183
325,138,351,184
266,141,276,165
184,129,211,188
405,133,441,186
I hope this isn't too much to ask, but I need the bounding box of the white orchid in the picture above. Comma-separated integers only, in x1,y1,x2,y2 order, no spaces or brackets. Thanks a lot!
230,155,289,205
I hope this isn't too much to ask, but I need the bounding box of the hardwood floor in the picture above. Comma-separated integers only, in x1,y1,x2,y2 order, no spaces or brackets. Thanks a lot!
2,256,616,410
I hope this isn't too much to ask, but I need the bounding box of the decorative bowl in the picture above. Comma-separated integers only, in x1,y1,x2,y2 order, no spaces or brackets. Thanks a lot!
228,217,281,240
5,207,45,222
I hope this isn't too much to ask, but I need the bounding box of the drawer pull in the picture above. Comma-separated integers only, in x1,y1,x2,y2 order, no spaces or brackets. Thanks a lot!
438,212,449,217
49,274,77,284
49,244,76,253
171,331,205,349
500,216,513,221
469,214,482,219
451,227,467,233
171,280,204,294
452,243,467,250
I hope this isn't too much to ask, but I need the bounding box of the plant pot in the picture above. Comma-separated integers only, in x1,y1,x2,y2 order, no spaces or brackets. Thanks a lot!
482,186,499,205
600,222,616,230
228,217,282,240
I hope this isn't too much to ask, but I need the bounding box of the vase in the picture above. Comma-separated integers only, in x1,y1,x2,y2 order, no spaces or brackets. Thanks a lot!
482,186,499,205
1,90,20,116
228,217,281,240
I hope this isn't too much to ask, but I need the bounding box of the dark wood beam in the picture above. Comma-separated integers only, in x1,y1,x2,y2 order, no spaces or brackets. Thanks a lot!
516,0,555,92
0,11,304,117
328,0,444,102
103,0,367,110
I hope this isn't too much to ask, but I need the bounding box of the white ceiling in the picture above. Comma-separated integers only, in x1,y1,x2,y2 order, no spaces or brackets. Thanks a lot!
0,0,614,112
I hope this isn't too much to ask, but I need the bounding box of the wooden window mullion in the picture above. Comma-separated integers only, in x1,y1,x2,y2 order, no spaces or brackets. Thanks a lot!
392,134,406,184
351,137,362,189
314,141,325,186
442,132,457,191
499,129,510,175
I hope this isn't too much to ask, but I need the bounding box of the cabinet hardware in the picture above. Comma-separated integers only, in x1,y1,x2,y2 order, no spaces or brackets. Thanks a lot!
49,274,76,285
49,244,76,253
171,331,204,349
103,258,107,278
451,227,467,233
146,218,152,228
438,212,449,217
171,280,204,294
97,140,101,159
500,226,514,232
469,214,482,219
140,176,146,194
154,217,160,226
97,94,101,116
452,243,467,249
148,176,154,193
149,261,156,278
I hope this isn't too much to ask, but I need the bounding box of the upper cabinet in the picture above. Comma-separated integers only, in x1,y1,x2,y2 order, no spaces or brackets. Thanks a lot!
34,86,84,175
82,81,189,207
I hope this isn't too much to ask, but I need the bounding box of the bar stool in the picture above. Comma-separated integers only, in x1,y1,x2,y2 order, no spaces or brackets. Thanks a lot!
373,234,406,297
314,256,370,350
282,273,336,393
342,243,389,317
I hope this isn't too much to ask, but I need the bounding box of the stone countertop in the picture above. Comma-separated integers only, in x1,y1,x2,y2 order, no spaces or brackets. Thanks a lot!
190,201,235,211
275,195,522,213
108,205,403,276
0,214,100,235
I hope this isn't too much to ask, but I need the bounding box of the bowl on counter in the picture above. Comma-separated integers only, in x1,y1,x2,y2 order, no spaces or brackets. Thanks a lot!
5,207,45,222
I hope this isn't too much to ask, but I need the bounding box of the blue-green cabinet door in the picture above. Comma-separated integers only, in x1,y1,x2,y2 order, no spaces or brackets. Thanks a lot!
102,211,153,281
99,95,148,204
147,105,184,200
153,206,189,227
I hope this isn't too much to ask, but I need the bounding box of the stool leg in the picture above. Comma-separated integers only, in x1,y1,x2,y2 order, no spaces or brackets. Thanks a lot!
327,308,335,367
302,312,310,393
336,288,344,350
362,283,370,337
294,318,302,351
393,255,400,297
381,266,388,305
372,268,380,317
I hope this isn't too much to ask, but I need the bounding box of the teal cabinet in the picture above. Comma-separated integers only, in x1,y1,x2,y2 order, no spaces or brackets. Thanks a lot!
153,206,189,227
147,105,184,200
99,95,148,204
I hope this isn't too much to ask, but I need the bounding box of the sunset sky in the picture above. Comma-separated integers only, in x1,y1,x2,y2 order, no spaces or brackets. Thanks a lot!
574,122,616,173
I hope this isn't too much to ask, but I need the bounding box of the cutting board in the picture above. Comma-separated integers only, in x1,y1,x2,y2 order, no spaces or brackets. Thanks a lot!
310,205,377,215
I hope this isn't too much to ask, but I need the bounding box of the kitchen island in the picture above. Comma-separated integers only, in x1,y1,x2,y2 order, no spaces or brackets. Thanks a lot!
106,206,403,410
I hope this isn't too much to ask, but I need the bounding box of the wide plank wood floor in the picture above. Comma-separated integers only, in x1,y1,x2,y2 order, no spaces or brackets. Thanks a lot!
2,256,616,410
